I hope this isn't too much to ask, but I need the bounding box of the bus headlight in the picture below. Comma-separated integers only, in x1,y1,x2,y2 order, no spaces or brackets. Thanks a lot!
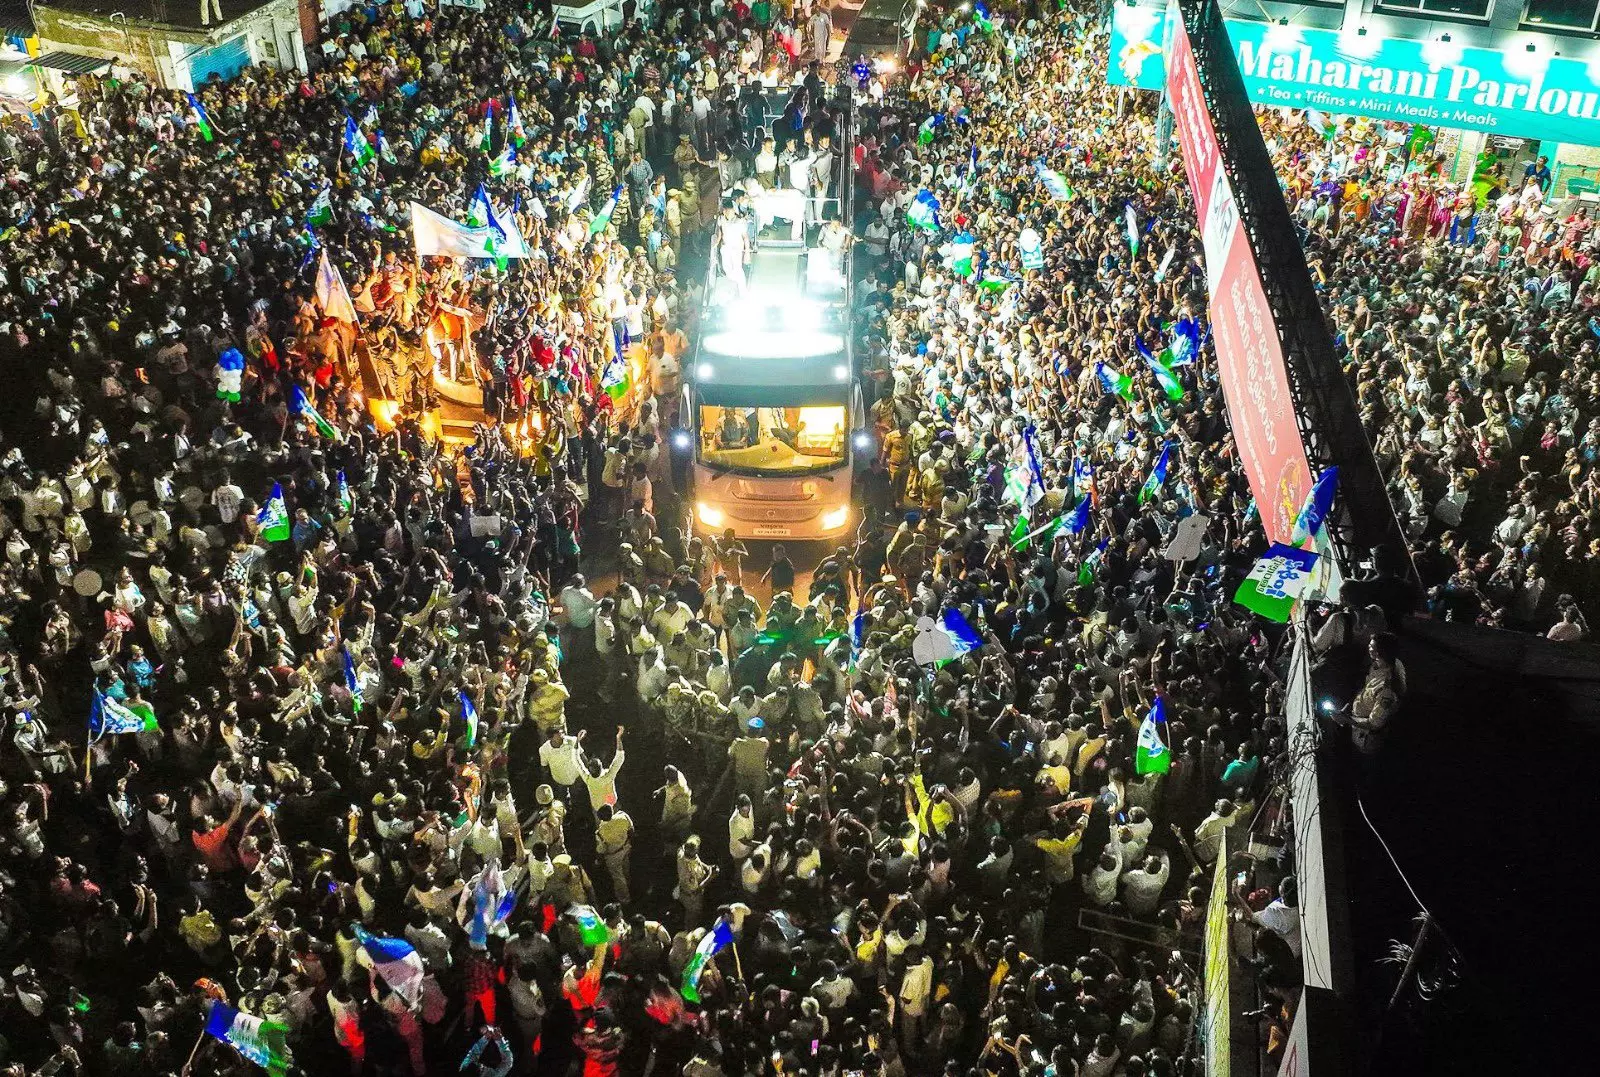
696,502,725,528
820,505,851,531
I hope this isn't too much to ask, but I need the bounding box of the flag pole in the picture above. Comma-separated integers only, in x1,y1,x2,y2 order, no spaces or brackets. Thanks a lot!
180,1018,209,1075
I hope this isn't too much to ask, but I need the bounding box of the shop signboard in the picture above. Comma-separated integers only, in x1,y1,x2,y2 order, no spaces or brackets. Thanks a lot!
1167,10,1313,545
1110,4,1600,145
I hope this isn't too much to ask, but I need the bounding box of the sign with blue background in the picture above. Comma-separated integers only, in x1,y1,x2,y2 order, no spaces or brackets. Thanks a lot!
1108,5,1600,146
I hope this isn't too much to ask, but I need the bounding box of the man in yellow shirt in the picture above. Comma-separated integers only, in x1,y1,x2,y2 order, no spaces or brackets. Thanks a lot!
1031,812,1090,886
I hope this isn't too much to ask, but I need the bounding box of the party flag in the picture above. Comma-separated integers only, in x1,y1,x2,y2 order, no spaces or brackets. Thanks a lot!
467,182,493,227
1290,466,1339,546
681,919,735,1004
186,93,214,142
306,187,333,228
906,189,941,233
1170,316,1200,365
938,608,982,659
352,926,425,1005
1153,246,1175,282
337,469,353,515
480,101,495,155
1234,543,1320,623
917,115,938,146
1306,108,1336,141
1078,538,1107,587
945,231,976,279
344,115,375,168
569,904,610,946
461,691,479,748
1063,493,1092,535
466,860,518,950
1096,362,1134,400
343,647,363,715
1036,160,1073,200
204,1000,290,1077
1125,204,1140,257
508,94,527,146
973,0,994,32
1145,349,1185,401
90,689,158,738
1135,697,1172,775
490,141,517,178
600,355,631,402
315,250,359,325
377,129,398,165
1139,442,1172,505
589,185,622,236
257,483,290,543
291,384,340,441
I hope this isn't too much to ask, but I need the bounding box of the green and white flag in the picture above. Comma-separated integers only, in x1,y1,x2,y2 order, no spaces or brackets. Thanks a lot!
1125,204,1140,257
91,690,158,738
589,186,622,237
1135,697,1171,775
306,188,333,228
257,483,291,543
344,116,375,169
1233,543,1319,623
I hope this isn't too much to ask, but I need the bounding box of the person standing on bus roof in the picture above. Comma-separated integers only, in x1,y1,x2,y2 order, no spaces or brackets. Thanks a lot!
716,203,749,294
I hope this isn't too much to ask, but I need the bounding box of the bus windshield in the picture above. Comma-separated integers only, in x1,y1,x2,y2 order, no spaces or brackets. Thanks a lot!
698,405,847,474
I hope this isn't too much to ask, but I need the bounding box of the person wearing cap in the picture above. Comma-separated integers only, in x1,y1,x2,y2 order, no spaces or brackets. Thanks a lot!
527,668,571,736
727,717,770,800
594,803,635,903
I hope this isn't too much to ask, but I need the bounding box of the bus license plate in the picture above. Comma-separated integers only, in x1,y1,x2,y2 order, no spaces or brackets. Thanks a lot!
752,525,791,537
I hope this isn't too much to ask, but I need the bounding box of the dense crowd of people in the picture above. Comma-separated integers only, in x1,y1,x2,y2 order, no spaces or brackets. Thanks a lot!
0,0,1593,1074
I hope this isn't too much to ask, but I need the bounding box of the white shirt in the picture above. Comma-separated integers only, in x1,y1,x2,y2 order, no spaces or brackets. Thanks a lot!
540,737,585,787
728,808,755,859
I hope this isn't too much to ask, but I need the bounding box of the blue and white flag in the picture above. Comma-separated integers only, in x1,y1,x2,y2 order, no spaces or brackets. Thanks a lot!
461,691,479,747
1291,466,1339,546
906,189,941,233
465,859,518,949
343,648,363,715
90,689,157,739
353,925,426,1005
204,1000,289,1077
